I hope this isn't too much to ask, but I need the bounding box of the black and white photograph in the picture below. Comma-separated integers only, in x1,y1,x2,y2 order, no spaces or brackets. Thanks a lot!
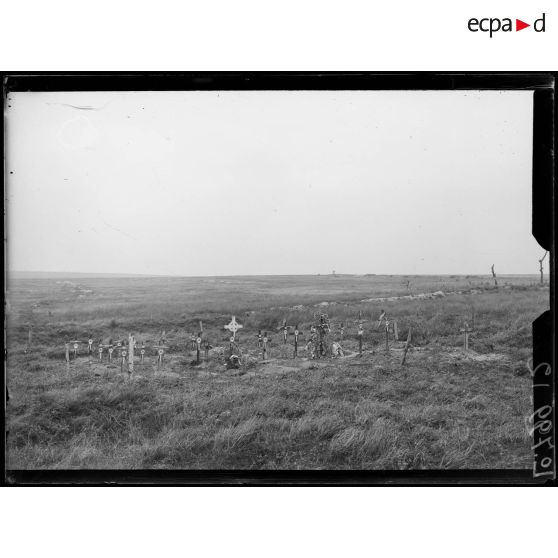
4,77,552,476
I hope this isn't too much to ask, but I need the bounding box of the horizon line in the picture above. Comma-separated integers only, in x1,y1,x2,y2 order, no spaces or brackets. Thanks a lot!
8,270,542,278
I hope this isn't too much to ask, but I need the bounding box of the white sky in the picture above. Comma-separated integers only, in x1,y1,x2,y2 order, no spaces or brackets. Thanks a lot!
5,90,544,276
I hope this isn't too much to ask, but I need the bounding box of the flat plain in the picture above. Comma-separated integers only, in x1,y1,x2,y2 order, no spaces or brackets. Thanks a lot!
5,273,548,469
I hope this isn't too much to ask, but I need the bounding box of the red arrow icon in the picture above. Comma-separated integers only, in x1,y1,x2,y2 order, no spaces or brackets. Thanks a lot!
516,19,530,31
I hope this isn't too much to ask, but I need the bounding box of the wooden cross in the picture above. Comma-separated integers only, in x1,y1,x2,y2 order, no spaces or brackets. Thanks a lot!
156,347,168,368
377,310,386,329
224,315,243,340
196,336,202,364
128,334,135,374
121,348,127,373
460,323,473,351
262,332,268,360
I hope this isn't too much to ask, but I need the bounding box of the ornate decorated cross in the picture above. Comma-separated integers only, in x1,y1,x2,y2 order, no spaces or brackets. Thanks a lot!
224,315,243,340
70,340,79,359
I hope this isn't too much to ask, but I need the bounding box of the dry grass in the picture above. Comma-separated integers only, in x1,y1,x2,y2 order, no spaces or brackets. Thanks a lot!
5,273,546,469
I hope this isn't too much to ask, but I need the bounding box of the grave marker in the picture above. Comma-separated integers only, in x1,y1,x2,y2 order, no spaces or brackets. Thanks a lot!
128,334,135,374
460,323,473,351
357,324,364,355
340,323,345,340
108,346,114,362
65,343,70,368
385,319,390,352
377,310,386,329
393,320,399,341
157,347,165,368
121,348,127,373
140,345,145,364
294,326,299,358
262,332,268,360
196,336,202,364
224,315,243,341
98,345,104,361
204,341,211,360
257,330,263,348
88,338,93,355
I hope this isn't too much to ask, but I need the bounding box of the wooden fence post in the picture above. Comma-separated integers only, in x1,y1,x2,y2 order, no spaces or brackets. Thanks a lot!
401,328,412,365
65,343,70,370
262,332,268,360
358,324,363,355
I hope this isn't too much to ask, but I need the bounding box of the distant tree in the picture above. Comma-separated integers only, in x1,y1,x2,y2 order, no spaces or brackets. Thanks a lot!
491,264,498,287
403,278,412,293
539,251,548,285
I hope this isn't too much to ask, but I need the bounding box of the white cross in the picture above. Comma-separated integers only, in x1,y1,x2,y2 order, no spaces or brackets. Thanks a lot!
224,315,243,339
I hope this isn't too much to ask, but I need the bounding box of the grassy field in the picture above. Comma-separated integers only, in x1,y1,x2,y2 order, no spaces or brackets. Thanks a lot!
5,273,548,469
